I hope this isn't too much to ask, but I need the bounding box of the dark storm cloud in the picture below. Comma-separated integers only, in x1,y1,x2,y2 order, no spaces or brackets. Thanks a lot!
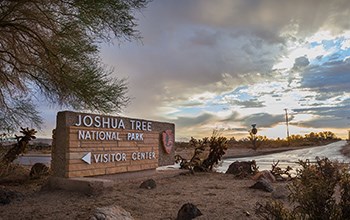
292,98,350,128
173,113,215,128
241,113,289,128
300,58,350,93
100,0,350,137
293,56,310,69
314,92,345,101
221,111,240,122
291,117,348,129
294,99,350,118
108,0,350,106
233,99,265,108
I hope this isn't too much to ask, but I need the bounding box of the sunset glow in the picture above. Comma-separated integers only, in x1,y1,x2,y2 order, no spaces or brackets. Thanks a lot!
38,1,350,140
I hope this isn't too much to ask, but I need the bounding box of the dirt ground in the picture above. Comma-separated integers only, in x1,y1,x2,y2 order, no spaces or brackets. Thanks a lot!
0,170,291,220
1,143,347,220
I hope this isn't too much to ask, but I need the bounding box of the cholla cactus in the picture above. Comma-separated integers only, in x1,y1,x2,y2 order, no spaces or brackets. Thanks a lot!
1,127,36,165
175,135,227,172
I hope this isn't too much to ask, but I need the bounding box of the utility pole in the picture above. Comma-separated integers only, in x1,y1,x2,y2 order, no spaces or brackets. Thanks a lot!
348,117,350,141
284,108,290,144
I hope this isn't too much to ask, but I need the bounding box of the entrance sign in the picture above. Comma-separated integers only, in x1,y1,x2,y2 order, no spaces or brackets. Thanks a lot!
51,111,175,178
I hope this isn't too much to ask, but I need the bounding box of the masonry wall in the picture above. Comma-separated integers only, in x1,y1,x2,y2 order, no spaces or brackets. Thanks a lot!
51,111,175,178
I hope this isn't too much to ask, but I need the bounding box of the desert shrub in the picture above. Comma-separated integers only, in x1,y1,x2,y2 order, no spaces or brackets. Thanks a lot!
1,128,36,165
256,201,294,220
174,137,207,170
256,157,350,220
289,157,342,219
339,172,350,219
0,161,32,179
270,160,293,181
201,136,227,170
175,134,227,172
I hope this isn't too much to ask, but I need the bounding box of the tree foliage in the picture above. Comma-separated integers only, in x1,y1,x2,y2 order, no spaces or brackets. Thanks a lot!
236,131,340,149
0,0,150,131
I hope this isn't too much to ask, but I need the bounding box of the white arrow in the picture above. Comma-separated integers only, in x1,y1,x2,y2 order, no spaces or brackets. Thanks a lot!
82,152,92,165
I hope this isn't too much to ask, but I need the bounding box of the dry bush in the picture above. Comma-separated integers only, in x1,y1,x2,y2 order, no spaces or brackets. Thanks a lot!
0,163,29,180
256,157,350,220
175,134,227,172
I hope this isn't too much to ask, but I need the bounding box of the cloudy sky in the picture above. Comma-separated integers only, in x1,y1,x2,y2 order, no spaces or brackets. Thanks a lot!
40,0,350,140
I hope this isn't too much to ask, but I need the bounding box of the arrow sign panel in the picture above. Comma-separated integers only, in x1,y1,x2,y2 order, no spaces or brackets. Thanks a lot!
82,152,92,165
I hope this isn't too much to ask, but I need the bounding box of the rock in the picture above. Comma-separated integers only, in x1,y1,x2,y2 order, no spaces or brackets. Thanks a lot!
252,170,276,183
90,205,134,220
274,174,285,182
139,179,156,189
225,160,257,177
176,203,203,220
0,188,22,205
0,190,11,205
29,163,50,179
272,185,289,199
249,178,274,192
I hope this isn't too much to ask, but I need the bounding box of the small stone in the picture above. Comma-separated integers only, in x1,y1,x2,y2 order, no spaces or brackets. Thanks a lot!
30,163,50,179
0,188,22,205
176,203,203,220
272,185,289,199
249,178,274,192
139,179,156,189
252,170,276,183
90,205,134,220
225,161,256,177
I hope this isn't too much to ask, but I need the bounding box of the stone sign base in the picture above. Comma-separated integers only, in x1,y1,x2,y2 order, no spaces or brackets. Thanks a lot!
47,168,187,195
47,176,114,195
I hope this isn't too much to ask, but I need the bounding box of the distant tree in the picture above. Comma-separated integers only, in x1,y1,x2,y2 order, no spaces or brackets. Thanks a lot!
318,131,337,140
0,0,150,132
305,132,319,141
248,132,267,151
228,136,237,142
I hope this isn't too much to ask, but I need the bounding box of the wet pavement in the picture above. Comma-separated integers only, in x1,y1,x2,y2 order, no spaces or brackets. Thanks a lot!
217,140,349,173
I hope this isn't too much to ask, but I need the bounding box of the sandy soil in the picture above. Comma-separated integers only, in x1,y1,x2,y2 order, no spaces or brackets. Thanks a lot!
1,144,345,220
0,171,291,220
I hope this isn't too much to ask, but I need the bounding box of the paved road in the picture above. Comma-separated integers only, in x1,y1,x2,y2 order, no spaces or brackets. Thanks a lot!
217,140,349,173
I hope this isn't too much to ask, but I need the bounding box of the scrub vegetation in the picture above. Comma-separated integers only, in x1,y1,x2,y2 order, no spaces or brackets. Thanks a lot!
175,132,228,172
0,128,36,177
256,157,350,220
237,131,340,149
175,131,340,152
